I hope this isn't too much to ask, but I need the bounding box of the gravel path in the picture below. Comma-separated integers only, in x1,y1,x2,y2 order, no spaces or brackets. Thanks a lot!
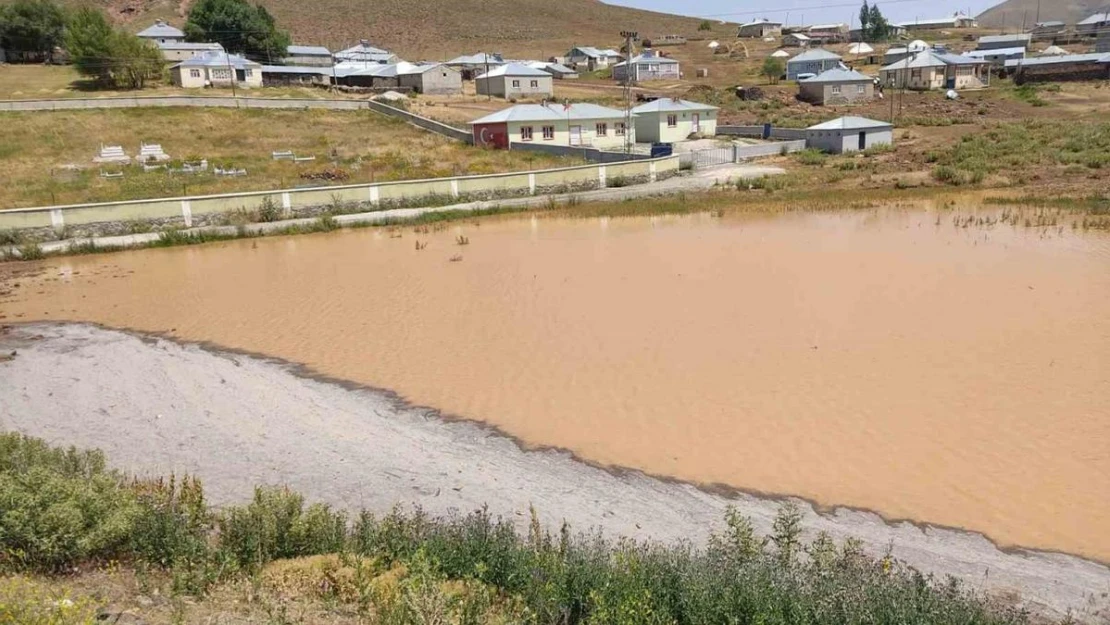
2,323,1106,621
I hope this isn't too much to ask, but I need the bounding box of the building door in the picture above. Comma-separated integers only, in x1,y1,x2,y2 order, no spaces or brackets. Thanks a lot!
569,125,582,146
692,113,700,134
858,131,867,151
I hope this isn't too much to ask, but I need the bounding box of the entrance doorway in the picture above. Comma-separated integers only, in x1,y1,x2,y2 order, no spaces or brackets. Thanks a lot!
858,131,867,151
569,125,582,146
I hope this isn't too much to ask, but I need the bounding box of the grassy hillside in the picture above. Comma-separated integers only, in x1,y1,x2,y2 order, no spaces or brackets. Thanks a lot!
18,0,713,59
977,0,1106,28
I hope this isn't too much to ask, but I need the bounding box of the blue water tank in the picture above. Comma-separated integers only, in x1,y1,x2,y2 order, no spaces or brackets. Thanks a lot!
650,143,673,157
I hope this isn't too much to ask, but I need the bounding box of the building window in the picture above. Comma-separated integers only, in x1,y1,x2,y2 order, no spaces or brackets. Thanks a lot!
521,126,534,141
530,80,538,88
512,79,521,88
596,123,607,136
831,85,841,95
666,114,677,127
615,122,626,136
189,69,201,78
857,84,866,94
244,69,252,77
910,69,922,80
542,126,555,140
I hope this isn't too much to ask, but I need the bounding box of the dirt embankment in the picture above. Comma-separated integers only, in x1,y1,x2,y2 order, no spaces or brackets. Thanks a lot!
1,323,1108,621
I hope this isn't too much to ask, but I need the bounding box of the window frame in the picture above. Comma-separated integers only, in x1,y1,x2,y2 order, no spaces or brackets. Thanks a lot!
596,122,608,136
831,84,841,95
666,114,678,128
530,79,539,88
512,79,521,88
520,126,534,141
615,122,626,136
542,126,555,140
189,69,201,79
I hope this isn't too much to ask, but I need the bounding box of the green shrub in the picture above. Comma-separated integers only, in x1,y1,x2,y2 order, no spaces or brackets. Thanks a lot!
793,149,827,166
257,196,283,223
16,242,45,261
219,486,347,569
0,229,24,246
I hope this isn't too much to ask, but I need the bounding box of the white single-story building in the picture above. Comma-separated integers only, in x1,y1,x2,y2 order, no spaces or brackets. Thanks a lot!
446,53,505,79
977,34,1032,51
284,45,333,67
897,13,977,31
880,51,991,90
476,63,553,98
565,46,623,71
964,47,1026,66
612,50,680,83
334,40,398,65
469,102,632,150
737,19,783,38
783,33,812,48
786,48,843,80
157,41,223,62
170,51,262,89
137,20,184,45
529,61,579,79
630,98,717,143
806,116,892,153
333,62,462,94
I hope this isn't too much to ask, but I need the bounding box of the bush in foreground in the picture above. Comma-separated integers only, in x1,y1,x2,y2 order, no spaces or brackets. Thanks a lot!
0,433,1031,624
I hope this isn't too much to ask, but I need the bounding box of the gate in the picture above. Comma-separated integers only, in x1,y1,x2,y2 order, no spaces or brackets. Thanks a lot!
681,147,734,169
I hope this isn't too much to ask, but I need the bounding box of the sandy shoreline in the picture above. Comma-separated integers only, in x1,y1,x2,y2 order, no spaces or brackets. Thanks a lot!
1,322,1108,620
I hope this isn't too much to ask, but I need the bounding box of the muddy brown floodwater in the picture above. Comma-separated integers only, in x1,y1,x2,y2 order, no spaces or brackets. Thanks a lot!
2,206,1109,563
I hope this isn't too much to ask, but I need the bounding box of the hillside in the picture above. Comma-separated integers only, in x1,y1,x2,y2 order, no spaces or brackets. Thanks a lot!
977,0,1106,28
33,0,712,59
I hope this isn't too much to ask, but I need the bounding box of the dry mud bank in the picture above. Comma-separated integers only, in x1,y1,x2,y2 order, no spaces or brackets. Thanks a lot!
1,323,1107,620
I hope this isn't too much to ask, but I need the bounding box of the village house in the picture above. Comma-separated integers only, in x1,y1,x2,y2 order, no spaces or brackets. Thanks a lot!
260,65,328,86
783,33,812,48
1077,11,1110,37
137,20,185,45
333,62,462,94
880,51,990,91
737,19,782,38
476,63,554,98
446,53,504,79
630,98,717,143
797,68,874,105
898,13,977,31
978,34,1032,51
1005,53,1110,83
964,47,1026,67
806,116,892,153
469,103,631,150
157,41,223,62
565,47,624,72
284,45,332,67
884,41,930,65
612,50,680,82
1028,21,1066,41
806,23,849,44
786,48,843,80
529,61,579,79
170,51,262,89
1099,31,1110,53
334,41,398,65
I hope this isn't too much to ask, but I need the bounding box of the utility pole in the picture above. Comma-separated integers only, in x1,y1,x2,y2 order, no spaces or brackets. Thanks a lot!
225,51,238,105
485,54,491,101
620,30,638,153
1036,0,1041,25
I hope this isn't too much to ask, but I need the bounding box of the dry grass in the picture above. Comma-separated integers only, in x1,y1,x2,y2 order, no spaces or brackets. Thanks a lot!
0,107,581,208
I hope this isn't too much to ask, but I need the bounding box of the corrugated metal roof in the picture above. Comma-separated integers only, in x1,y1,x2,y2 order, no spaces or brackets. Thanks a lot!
287,45,331,56
528,61,577,75
739,18,781,28
787,48,842,63
1004,52,1110,68
978,34,1031,44
137,20,184,38
469,103,630,124
447,53,504,66
630,98,717,113
615,52,680,66
1078,12,1110,25
808,116,891,131
881,51,987,71
174,51,259,69
569,46,622,58
158,42,222,51
964,47,1026,58
799,68,872,83
261,65,329,74
476,63,551,79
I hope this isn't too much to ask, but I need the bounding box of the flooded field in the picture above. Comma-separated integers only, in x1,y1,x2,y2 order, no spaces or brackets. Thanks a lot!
3,206,1109,562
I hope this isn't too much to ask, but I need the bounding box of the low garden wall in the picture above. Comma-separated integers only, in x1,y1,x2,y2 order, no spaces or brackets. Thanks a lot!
717,125,808,141
0,156,681,240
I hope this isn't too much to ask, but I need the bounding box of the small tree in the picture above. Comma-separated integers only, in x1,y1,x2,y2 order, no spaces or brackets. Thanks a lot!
66,7,115,85
111,34,164,89
185,0,290,61
868,4,891,41
0,0,66,62
761,56,784,84
858,1,871,40
698,20,713,32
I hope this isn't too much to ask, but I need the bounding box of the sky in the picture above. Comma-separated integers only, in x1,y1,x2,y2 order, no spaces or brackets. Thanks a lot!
605,0,1004,27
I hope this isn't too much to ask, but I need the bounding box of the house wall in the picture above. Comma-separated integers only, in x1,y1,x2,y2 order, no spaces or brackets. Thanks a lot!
783,35,810,47
738,24,781,38
161,48,221,62
881,66,945,90
786,58,840,80
504,118,631,150
172,66,208,88
284,54,333,67
477,75,553,99
978,39,1030,51
804,80,873,105
400,67,462,95
806,127,892,153
634,109,717,143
